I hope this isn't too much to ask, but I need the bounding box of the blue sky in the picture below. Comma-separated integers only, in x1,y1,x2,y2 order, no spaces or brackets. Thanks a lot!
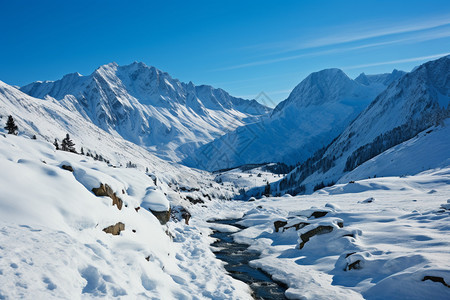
0,0,449,106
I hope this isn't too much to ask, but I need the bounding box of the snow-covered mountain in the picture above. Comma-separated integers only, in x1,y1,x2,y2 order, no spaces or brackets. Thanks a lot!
1,55,450,300
278,55,450,195
185,68,403,171
21,62,271,161
0,79,239,205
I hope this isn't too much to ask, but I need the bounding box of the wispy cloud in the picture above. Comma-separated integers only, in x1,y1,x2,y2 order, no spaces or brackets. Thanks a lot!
342,53,450,70
246,14,450,54
295,16,450,50
216,26,450,71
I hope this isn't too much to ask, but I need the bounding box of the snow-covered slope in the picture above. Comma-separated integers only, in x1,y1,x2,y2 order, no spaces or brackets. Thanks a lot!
21,62,271,161
186,69,400,171
354,69,405,87
0,79,237,204
0,134,252,299
206,167,450,299
279,55,450,194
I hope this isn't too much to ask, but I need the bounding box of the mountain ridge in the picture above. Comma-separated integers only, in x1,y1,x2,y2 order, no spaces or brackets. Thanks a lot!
21,62,271,161
185,68,403,171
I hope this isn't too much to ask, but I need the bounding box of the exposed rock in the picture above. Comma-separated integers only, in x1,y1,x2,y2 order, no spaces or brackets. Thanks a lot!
346,260,362,270
150,208,171,225
422,276,450,288
285,222,309,231
145,256,150,261
61,164,74,172
345,252,356,258
171,205,191,225
299,225,334,249
274,220,288,232
92,183,123,210
309,211,328,219
181,210,191,225
135,207,141,212
102,222,125,235
186,195,204,204
359,197,375,204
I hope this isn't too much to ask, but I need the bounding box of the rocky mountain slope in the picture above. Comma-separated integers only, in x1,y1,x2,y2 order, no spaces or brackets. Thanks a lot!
185,68,403,171
278,55,450,195
21,62,271,161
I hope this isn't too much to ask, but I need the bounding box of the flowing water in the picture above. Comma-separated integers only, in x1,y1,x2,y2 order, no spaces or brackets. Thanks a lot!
209,219,288,299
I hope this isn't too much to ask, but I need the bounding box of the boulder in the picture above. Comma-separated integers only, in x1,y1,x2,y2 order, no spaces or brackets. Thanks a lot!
92,183,123,210
422,276,450,288
285,222,310,231
299,225,334,249
150,208,171,225
274,220,288,232
103,222,125,235
61,164,74,172
309,211,328,219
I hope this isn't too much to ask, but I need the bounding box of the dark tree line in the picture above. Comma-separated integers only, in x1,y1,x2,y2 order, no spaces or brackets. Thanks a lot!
344,113,448,172
278,143,336,195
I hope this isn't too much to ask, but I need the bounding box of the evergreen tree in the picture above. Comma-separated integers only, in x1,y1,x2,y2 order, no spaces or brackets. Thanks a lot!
4,115,18,135
53,138,59,150
61,134,76,153
80,147,84,155
264,181,271,196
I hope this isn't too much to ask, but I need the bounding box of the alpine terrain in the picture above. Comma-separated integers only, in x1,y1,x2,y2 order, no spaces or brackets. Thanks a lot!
0,55,449,300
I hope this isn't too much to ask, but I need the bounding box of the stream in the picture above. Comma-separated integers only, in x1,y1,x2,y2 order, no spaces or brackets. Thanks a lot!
209,219,288,300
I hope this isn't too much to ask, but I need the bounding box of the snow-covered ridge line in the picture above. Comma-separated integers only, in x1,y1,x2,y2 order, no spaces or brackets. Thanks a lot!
186,68,404,171
20,61,272,162
277,55,450,195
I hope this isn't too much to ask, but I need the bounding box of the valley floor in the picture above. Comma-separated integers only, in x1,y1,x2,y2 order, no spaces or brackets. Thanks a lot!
188,168,450,299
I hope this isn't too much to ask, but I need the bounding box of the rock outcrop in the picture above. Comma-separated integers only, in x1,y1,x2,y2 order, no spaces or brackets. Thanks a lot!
92,183,123,210
150,208,171,225
103,222,125,235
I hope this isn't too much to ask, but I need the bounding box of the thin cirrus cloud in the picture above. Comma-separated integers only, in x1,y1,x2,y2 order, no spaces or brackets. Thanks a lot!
218,15,450,71
217,28,450,71
342,52,450,70
294,15,450,50
249,14,450,53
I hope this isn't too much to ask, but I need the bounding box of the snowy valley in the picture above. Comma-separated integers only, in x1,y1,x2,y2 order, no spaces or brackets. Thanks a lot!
0,55,449,300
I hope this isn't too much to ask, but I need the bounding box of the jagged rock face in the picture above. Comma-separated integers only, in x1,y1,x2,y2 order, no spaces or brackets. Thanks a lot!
92,183,123,210
103,222,125,235
20,62,271,162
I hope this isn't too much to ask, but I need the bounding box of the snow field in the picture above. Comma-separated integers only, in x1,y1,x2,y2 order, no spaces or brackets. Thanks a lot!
0,134,251,299
192,168,450,299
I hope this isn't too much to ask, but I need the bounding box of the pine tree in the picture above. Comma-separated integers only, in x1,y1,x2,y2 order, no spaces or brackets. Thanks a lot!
80,147,84,155
61,134,76,153
4,115,18,135
53,138,59,150
264,181,271,197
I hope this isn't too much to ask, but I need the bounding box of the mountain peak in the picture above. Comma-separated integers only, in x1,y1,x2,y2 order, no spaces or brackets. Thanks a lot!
273,68,355,112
